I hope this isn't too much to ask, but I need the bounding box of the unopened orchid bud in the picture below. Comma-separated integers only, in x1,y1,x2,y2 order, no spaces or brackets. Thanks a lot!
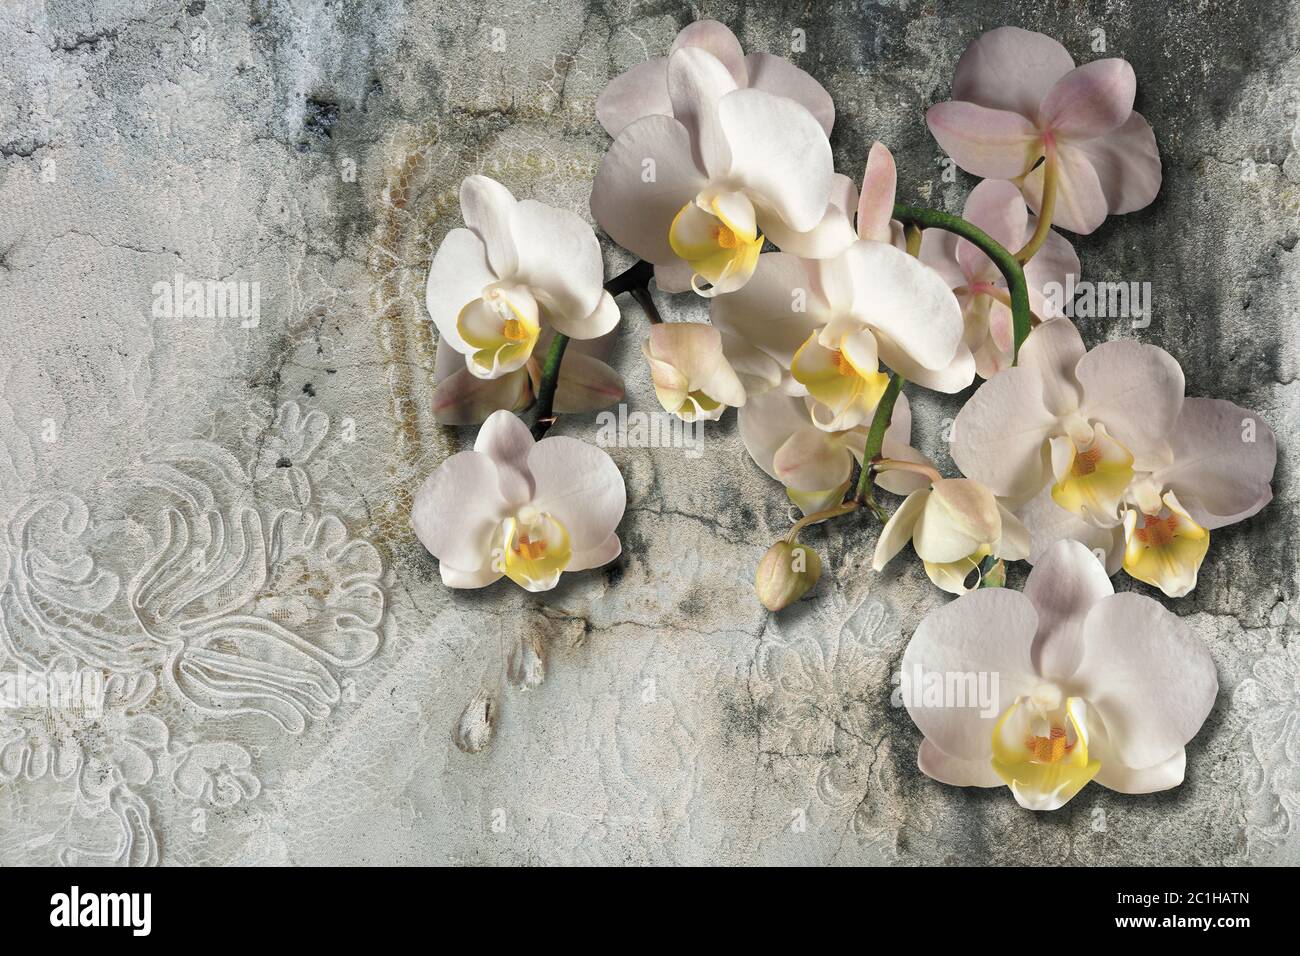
755,540,822,611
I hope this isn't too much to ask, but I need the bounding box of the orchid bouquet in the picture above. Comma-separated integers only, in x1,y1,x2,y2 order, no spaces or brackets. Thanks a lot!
414,24,1276,810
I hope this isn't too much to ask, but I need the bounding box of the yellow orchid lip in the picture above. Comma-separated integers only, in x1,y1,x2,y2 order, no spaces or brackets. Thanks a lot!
499,512,572,592
458,285,541,376
668,196,763,296
991,696,1101,810
1122,497,1209,597
791,331,890,429
1050,423,1134,524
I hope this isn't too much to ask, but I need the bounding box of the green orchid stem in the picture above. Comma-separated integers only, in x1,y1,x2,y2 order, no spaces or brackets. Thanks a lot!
893,203,1033,362
785,501,860,543
530,259,657,441
853,374,905,517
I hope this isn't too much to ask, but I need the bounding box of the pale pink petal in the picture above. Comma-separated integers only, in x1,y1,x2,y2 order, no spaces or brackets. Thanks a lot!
1091,710,1186,794
958,179,1028,275
857,142,897,242
719,88,835,232
646,323,746,407
431,365,531,425
411,451,508,570
773,426,853,492
553,352,625,414
672,20,748,86
591,115,707,265
951,368,1056,498
1038,59,1136,140
567,533,623,573
550,289,620,340
951,26,1075,119
709,252,824,366
528,437,626,551
918,738,1003,788
1018,483,1125,574
917,228,968,289
1022,539,1114,682
876,329,976,394
1075,111,1161,215
759,202,858,258
1150,398,1276,530
900,588,1041,760
426,228,495,353
654,259,695,293
460,176,518,277
877,393,937,497
596,58,672,137
872,488,929,570
666,46,738,176
914,479,1001,563
1021,141,1108,234
440,561,503,589
1071,593,1218,770
744,52,834,135
1017,318,1085,417
473,410,535,507
719,331,784,395
1022,225,1081,320
511,200,606,328
994,504,1030,560
738,388,815,479
926,102,1043,179
1075,340,1184,465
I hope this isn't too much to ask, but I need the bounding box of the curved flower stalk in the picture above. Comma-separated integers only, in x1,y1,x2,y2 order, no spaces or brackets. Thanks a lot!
427,176,620,379
904,540,1217,810
597,19,834,139
642,323,746,421
920,179,1079,378
927,26,1161,236
873,478,1029,594
740,387,932,515
412,411,625,591
591,46,850,297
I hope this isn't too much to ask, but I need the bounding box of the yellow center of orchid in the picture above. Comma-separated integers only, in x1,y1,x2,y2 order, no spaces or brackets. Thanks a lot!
832,350,855,377
501,317,529,342
1050,424,1134,524
669,195,763,297
498,512,572,592
1028,725,1074,764
791,331,891,431
457,284,541,377
991,696,1101,811
1122,501,1209,597
1069,445,1102,477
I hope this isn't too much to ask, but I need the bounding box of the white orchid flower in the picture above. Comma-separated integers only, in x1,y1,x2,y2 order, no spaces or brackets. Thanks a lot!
591,44,852,297
904,539,1218,810
739,387,932,514
596,19,834,140
711,245,972,430
951,319,1184,527
919,178,1080,379
427,176,620,380
411,411,625,591
873,478,1029,593
642,323,746,421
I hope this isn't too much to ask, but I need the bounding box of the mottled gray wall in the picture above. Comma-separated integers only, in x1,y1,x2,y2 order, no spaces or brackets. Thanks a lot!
0,0,1296,865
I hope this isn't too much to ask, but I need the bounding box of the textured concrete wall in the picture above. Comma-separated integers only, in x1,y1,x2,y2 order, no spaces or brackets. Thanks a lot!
0,0,1296,865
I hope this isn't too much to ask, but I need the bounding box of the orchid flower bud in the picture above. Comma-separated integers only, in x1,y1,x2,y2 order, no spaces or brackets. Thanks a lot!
755,540,822,611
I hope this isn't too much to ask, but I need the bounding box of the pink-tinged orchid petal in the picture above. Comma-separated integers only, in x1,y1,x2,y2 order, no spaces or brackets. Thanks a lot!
1038,59,1136,140
643,323,747,420
995,504,1031,560
958,179,1028,275
672,19,749,87
739,388,821,481
1017,318,1085,417
759,202,858,259
439,561,502,589
1018,483,1125,573
877,329,977,394
473,410,536,508
527,437,626,552
719,88,835,233
914,478,1002,564
460,176,519,278
426,228,497,354
773,425,854,492
1090,709,1187,794
511,200,607,331
876,393,938,497
666,46,738,176
1151,398,1276,530
918,738,1003,788
1075,340,1184,466
1070,593,1218,770
709,252,824,366
900,588,1041,761
1022,141,1109,234
1075,111,1161,215
844,241,966,374
431,360,531,426
951,26,1075,119
653,259,695,293
595,58,672,137
744,51,834,135
951,368,1057,499
591,115,708,265
917,228,968,289
857,142,897,243
872,487,930,570
718,331,784,395
926,102,1043,179
568,533,623,573
1023,225,1082,321
553,351,625,414
1023,539,1114,683
411,450,508,571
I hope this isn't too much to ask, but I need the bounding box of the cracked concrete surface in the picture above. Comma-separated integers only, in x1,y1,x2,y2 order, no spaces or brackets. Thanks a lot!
0,0,1296,865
